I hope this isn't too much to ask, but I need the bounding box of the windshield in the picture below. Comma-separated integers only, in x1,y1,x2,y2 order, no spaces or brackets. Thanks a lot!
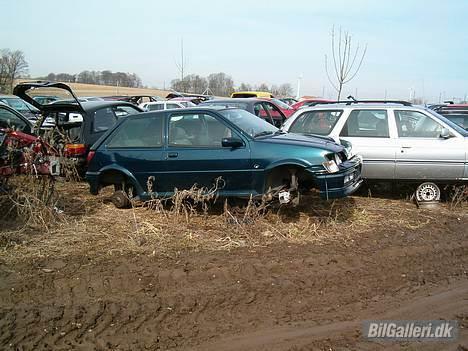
0,98,36,112
219,108,278,138
426,108,468,136
271,98,292,110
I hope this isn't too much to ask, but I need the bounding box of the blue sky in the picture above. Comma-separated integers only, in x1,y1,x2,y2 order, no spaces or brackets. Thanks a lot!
1,0,467,101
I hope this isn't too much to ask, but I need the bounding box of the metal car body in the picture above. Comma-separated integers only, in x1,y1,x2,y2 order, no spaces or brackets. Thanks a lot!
85,107,362,204
199,98,287,127
282,101,468,184
291,98,334,110
231,91,274,98
0,104,59,177
13,81,142,173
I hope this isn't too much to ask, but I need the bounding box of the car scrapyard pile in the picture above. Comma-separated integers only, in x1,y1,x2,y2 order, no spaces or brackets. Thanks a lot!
0,82,467,350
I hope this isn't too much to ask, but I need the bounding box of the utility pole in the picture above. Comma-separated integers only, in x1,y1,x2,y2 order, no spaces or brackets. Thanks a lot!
175,38,187,91
296,74,303,100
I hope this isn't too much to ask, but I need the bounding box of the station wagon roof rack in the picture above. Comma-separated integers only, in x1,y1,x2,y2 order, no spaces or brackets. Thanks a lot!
310,100,413,107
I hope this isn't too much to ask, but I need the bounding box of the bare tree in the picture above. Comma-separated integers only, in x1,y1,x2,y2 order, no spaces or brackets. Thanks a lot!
325,26,367,100
0,49,29,93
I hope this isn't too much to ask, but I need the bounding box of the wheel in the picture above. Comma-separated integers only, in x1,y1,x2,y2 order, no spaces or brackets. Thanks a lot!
111,190,131,209
415,182,441,202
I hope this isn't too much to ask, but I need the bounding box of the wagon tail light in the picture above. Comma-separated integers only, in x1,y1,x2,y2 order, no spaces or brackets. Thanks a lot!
64,143,87,157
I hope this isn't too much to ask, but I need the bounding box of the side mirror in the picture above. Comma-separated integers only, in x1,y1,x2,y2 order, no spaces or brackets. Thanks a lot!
222,137,244,148
440,128,454,139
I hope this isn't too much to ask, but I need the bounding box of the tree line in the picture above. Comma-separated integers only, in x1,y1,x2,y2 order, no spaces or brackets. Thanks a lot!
42,70,143,88
171,73,294,97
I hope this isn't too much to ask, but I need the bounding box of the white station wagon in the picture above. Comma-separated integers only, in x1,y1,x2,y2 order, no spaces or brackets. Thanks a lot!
282,101,468,202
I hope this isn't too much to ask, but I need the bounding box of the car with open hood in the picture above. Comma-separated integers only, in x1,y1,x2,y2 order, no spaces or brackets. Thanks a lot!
13,81,142,174
85,107,362,208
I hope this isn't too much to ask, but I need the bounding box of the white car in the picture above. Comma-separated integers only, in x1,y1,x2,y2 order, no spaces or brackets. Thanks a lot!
282,100,468,202
139,101,194,111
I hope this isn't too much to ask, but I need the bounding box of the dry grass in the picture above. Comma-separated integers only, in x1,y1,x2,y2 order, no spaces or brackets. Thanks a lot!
2,179,466,266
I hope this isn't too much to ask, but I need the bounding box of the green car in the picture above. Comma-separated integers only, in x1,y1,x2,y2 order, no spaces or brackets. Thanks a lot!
86,107,363,207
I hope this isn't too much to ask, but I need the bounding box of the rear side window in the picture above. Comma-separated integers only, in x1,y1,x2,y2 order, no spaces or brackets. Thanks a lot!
93,108,117,132
289,110,342,135
340,109,389,137
107,116,163,148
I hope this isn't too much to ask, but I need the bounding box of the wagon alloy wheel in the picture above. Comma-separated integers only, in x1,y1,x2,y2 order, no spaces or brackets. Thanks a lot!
415,182,441,202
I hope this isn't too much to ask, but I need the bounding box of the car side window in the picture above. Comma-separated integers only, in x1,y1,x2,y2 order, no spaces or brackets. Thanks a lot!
289,110,343,135
169,113,233,148
166,103,181,109
107,116,163,148
0,108,27,131
147,104,164,111
395,110,444,138
113,105,140,118
340,109,389,137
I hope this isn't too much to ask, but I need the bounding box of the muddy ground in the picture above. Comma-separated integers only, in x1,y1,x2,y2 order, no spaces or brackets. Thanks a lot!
0,182,467,350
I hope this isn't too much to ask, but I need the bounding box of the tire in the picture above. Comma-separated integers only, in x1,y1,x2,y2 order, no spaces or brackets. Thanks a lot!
111,190,131,209
415,182,441,202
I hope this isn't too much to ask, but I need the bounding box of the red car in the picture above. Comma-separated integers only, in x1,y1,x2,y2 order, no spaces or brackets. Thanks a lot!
259,98,297,118
291,99,334,110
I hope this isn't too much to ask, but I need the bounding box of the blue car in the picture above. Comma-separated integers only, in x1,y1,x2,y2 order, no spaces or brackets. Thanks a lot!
85,107,363,208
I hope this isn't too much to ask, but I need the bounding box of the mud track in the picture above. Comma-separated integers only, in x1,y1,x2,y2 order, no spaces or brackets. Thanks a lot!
0,200,467,350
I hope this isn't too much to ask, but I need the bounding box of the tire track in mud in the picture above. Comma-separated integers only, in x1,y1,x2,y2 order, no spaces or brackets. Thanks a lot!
192,280,468,351
0,217,466,350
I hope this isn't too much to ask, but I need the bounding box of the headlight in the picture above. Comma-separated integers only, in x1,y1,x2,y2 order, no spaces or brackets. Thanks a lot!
322,160,340,173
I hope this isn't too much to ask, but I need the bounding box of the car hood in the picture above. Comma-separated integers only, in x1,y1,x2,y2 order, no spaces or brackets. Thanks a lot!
13,81,84,113
257,132,344,153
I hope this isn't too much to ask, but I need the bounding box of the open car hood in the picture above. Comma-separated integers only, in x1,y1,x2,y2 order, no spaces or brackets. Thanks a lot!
13,81,85,113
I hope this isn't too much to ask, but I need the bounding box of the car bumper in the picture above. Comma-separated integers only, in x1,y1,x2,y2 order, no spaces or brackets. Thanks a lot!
314,156,363,199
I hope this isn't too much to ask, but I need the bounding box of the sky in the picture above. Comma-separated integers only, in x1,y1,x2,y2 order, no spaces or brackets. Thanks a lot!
1,0,467,102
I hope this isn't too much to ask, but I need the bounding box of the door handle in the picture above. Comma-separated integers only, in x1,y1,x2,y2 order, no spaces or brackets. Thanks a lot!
167,152,178,158
400,146,411,153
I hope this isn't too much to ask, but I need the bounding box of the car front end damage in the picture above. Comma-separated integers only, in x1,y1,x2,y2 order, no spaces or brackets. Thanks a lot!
0,128,60,177
313,154,363,199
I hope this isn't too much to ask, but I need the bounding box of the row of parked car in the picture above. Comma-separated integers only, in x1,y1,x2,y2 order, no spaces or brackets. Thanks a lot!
1,81,466,208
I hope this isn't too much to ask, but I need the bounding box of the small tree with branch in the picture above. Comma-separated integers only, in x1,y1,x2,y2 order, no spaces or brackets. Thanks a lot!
325,26,367,100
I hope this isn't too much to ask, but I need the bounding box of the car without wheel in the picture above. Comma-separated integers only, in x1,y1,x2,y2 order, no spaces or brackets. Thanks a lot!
282,100,468,203
85,107,363,208
13,81,142,175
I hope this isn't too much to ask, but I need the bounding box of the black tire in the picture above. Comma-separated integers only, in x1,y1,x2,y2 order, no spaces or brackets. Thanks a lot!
111,190,131,209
